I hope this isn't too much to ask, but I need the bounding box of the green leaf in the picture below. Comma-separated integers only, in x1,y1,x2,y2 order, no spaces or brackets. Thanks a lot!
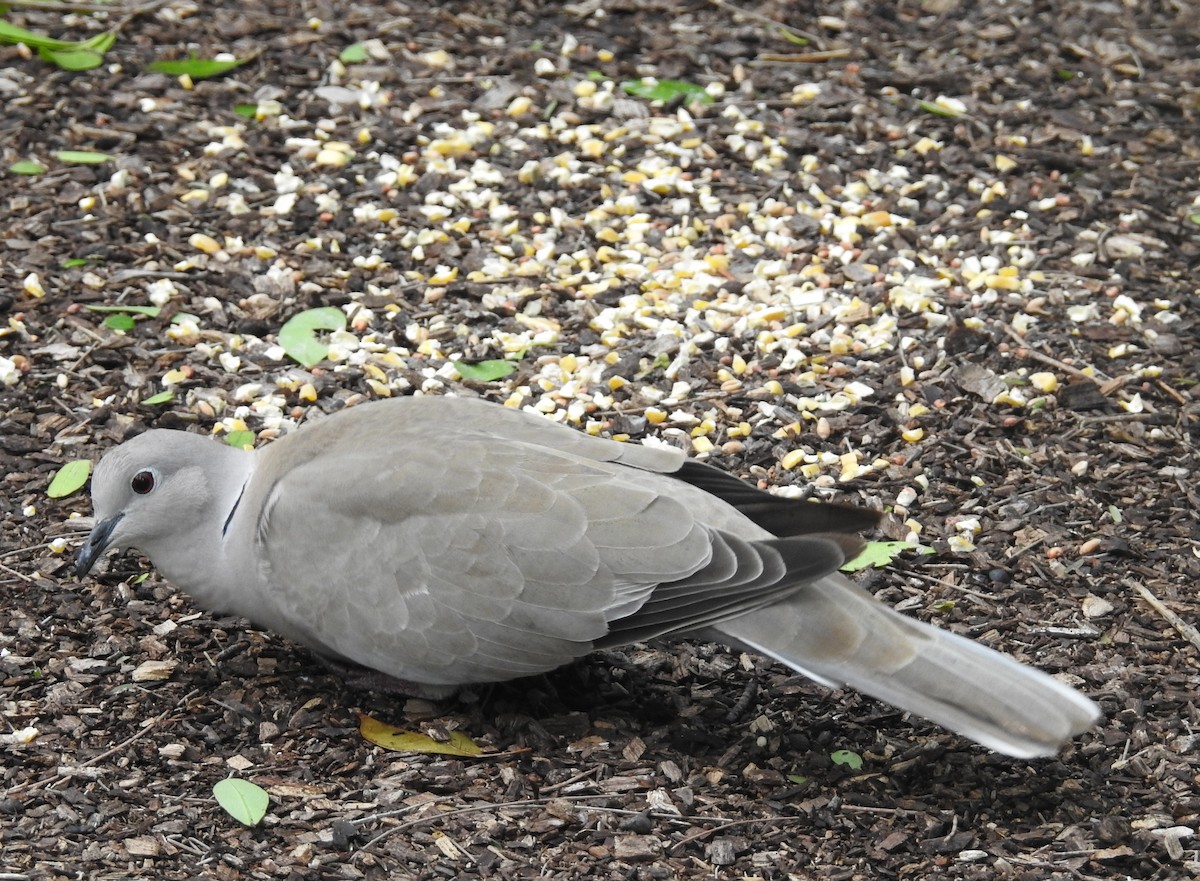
142,391,174,405
9,160,46,175
278,306,346,367
1108,504,1123,525
149,57,247,80
61,257,90,268
932,599,956,613
91,305,157,316
234,103,257,119
1188,213,1200,226
0,19,75,51
830,750,863,770
841,540,934,573
55,150,111,165
47,463,90,496
776,27,809,46
84,305,161,317
453,359,517,382
78,31,117,54
1056,69,1075,81
340,42,368,63
39,47,104,71
48,460,91,499
586,70,605,81
104,313,135,332
213,778,269,827
225,430,255,449
916,99,963,118
620,78,713,105
786,774,808,785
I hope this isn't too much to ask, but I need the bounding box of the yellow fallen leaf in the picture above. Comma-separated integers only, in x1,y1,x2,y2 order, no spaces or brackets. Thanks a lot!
357,713,483,757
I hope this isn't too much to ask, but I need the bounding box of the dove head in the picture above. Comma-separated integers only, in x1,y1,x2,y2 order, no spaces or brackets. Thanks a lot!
76,430,252,578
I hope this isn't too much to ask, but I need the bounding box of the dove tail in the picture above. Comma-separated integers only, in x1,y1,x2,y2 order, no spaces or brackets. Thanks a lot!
711,574,1099,758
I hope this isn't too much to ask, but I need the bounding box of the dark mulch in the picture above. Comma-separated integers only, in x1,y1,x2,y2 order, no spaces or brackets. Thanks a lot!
1,1,1198,879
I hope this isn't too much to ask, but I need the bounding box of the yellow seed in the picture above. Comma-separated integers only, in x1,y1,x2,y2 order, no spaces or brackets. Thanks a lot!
22,273,45,298
608,376,628,391
780,449,807,470
901,427,924,442
421,49,452,69
645,407,667,424
691,436,715,454
507,96,534,116
1029,371,1058,393
189,233,221,255
366,379,392,397
985,273,1022,291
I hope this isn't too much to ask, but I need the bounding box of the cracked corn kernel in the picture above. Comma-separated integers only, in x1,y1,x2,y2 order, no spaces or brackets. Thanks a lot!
1029,372,1058,392
507,96,534,116
189,233,221,255
22,273,44,298
645,407,667,424
780,449,807,470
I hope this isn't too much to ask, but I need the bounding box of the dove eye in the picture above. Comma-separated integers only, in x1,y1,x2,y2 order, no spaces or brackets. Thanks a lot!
131,470,156,494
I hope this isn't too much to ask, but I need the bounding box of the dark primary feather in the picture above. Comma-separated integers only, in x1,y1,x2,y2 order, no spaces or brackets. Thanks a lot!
673,459,883,537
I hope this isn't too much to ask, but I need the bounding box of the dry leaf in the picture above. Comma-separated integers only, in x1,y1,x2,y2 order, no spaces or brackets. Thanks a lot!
357,712,483,757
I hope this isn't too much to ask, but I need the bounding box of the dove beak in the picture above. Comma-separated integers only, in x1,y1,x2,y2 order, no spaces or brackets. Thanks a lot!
76,513,124,577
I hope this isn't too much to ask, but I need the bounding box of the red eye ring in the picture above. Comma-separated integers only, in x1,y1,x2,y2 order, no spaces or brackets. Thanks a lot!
131,470,155,494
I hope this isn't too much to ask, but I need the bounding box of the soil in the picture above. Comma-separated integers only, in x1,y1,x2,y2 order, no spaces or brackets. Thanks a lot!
1,1,1199,879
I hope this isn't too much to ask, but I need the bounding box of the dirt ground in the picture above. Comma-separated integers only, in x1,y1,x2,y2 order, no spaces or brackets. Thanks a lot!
1,1,1199,879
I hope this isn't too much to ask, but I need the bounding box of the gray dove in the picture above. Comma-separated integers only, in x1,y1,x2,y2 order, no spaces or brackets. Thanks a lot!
76,395,1099,757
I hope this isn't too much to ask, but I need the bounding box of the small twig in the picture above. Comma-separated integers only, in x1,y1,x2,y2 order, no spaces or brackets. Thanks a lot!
994,322,1107,382
353,795,706,854
899,568,1001,604
708,0,823,48
540,766,601,794
0,561,38,584
1,0,139,11
1157,379,1188,406
4,689,199,798
1128,580,1200,653
669,813,808,852
755,49,853,63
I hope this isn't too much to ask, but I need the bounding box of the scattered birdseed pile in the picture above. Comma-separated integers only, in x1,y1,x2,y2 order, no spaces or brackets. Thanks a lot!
1,1,1198,879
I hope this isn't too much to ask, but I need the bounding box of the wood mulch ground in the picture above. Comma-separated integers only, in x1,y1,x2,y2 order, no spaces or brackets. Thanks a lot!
1,1,1198,878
